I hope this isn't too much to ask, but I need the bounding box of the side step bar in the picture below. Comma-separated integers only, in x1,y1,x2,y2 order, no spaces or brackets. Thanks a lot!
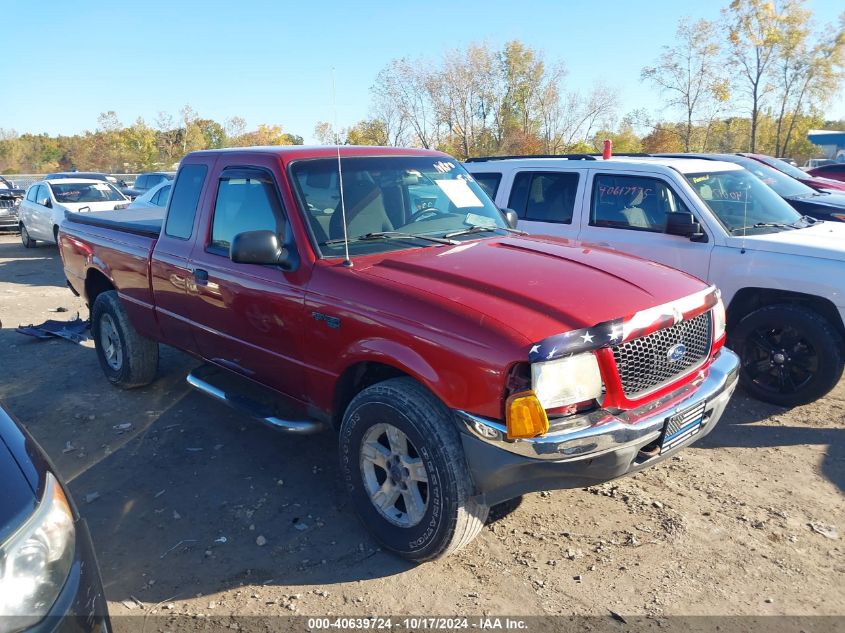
186,365,325,435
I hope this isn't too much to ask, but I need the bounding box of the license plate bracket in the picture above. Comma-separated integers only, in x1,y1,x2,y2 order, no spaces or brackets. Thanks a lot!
660,401,706,453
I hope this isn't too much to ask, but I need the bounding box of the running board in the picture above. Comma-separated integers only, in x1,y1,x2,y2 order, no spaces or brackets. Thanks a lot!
186,365,325,435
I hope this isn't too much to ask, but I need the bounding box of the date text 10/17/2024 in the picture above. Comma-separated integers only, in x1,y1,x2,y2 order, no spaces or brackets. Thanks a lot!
306,617,529,630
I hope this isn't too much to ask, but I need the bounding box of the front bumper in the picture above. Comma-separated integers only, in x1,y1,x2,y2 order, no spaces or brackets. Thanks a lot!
457,349,739,506
0,209,20,230
23,518,110,633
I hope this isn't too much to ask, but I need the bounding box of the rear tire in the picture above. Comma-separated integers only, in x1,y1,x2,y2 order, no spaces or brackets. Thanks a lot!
339,377,488,561
91,290,159,388
731,304,843,407
20,223,35,248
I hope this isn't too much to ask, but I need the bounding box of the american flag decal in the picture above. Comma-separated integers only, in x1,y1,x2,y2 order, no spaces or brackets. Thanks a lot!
527,286,720,364
528,318,624,363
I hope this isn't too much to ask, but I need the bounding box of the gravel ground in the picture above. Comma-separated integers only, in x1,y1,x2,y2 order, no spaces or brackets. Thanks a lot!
0,234,842,630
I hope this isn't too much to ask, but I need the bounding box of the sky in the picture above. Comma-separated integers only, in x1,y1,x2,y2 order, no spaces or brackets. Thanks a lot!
4,0,844,143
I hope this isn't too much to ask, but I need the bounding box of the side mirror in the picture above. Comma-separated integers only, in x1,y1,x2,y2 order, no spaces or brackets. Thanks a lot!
230,230,297,271
500,207,519,229
43,198,52,208
666,213,706,242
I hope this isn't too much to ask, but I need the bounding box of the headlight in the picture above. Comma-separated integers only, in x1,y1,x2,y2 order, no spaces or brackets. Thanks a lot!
713,297,726,342
531,352,603,410
0,473,75,629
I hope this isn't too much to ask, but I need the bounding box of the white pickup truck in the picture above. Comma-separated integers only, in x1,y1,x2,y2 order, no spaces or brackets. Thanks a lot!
465,155,845,407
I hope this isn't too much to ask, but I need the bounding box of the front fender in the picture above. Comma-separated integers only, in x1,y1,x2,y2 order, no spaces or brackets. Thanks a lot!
341,337,443,392
323,336,508,421
712,246,845,309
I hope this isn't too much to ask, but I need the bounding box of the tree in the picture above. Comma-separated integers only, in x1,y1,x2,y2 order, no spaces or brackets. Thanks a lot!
346,119,389,146
313,121,337,145
195,118,227,149
224,116,247,141
540,85,618,153
642,18,729,151
723,0,786,151
123,118,158,171
155,111,179,164
232,124,302,146
430,43,498,159
774,10,845,155
372,58,440,149
641,125,685,153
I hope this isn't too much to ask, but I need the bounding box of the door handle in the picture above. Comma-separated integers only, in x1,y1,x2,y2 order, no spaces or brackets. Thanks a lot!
193,268,209,284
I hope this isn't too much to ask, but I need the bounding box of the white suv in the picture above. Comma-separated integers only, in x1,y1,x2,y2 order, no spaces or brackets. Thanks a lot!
465,155,845,407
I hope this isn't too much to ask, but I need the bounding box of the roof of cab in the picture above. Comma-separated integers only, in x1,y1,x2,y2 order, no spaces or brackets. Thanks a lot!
185,145,449,163
464,156,743,175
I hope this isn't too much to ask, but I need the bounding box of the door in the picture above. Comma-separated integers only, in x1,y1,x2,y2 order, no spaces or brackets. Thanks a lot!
30,185,53,240
577,171,714,282
506,170,584,239
186,162,307,401
150,162,210,353
20,185,40,237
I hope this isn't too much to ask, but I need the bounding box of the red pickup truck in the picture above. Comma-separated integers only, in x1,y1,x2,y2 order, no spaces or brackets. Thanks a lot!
58,146,739,561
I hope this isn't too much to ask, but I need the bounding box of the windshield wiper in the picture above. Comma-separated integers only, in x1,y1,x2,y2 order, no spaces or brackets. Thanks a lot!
791,214,821,228
443,225,528,239
730,222,796,234
322,231,459,246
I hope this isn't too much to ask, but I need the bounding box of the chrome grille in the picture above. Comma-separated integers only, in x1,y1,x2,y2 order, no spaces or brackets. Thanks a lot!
612,311,712,399
0,199,16,209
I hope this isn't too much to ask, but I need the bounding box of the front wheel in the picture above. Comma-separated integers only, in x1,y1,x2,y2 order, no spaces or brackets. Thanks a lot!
20,223,35,248
731,304,844,407
339,377,488,561
91,291,159,388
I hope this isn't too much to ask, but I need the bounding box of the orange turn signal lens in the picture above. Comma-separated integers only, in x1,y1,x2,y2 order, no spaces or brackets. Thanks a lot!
505,391,549,439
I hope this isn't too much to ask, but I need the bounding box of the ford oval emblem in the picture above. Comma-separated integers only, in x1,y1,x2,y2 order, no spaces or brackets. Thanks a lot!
667,343,687,363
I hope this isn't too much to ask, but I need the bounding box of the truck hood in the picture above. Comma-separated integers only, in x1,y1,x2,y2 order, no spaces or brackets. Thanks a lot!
360,235,710,343
787,191,845,210
732,222,845,261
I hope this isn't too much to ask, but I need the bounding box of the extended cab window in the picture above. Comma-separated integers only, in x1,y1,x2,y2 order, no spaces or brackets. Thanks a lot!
165,164,207,239
508,172,579,223
209,169,284,254
151,184,171,207
591,174,690,233
471,172,502,199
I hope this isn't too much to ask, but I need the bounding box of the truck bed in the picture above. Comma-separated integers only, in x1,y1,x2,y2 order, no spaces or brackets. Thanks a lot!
64,208,163,238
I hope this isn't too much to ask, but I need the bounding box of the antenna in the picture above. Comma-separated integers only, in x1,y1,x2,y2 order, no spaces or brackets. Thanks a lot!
332,68,353,268
741,179,749,254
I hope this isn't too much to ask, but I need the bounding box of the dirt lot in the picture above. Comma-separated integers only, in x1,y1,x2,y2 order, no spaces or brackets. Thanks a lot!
0,233,843,628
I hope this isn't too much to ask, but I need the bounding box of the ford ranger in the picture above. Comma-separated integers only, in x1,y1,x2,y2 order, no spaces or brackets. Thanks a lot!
58,146,739,561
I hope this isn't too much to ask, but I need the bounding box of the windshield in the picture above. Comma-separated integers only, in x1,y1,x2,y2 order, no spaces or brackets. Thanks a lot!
685,170,803,234
756,155,812,180
730,156,815,198
50,182,125,203
292,156,506,257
